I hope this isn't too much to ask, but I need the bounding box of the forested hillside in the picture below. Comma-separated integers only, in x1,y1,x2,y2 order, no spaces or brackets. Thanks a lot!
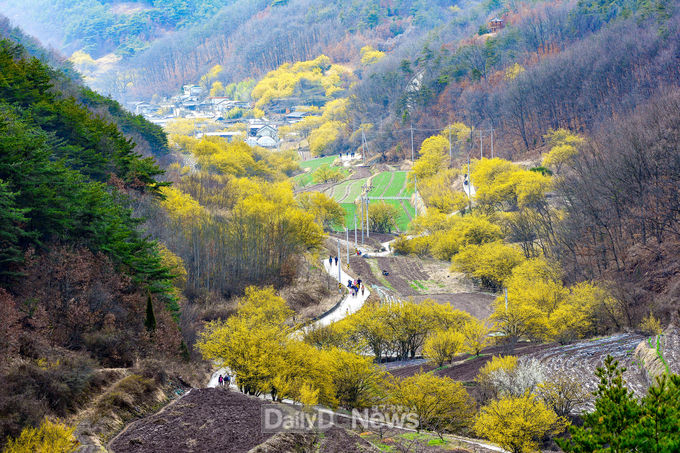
0,37,191,448
0,0,470,99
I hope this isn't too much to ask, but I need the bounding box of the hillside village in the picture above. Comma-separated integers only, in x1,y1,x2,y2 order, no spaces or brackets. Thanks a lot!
129,82,334,151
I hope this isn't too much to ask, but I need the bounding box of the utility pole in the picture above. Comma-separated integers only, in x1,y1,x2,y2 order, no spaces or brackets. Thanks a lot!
480,129,483,160
490,127,494,159
360,195,364,245
410,122,415,162
365,197,370,239
467,154,473,213
346,228,349,265
354,213,357,248
337,238,341,286
448,127,452,166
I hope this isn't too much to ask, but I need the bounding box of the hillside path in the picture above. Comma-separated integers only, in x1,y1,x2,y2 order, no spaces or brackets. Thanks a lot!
314,258,371,327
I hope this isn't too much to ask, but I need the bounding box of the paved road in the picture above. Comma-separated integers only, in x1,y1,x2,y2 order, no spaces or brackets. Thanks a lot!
313,259,370,327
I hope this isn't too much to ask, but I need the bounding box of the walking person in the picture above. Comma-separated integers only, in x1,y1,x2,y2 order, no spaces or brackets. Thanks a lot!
334,256,338,266
361,284,365,296
329,255,333,266
218,375,223,387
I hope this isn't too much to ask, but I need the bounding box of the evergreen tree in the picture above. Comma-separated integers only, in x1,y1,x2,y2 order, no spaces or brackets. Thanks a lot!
559,356,641,452
144,292,156,333
0,179,29,280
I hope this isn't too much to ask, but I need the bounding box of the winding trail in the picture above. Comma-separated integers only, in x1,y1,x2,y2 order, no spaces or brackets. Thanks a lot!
208,256,372,389
314,258,371,326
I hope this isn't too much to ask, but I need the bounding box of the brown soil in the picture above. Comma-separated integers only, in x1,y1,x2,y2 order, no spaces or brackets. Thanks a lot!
328,232,397,251
109,388,273,453
252,427,378,453
410,294,495,319
349,255,495,319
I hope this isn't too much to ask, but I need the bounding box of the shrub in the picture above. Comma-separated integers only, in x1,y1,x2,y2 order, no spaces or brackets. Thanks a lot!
3,418,78,453
82,331,135,367
96,375,157,417
1,356,98,420
367,202,399,233
391,373,474,436
475,355,518,401
475,394,567,453
638,312,663,336
423,330,465,367
452,241,524,290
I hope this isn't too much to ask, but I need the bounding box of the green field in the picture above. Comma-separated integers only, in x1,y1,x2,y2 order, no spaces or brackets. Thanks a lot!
308,168,416,233
383,171,407,197
345,179,365,202
300,155,337,171
340,202,358,228
331,193,414,232
367,171,411,197
293,155,347,188
368,172,391,196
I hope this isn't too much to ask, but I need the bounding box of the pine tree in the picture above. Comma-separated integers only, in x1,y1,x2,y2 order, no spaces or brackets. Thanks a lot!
0,179,28,280
144,292,156,333
179,341,190,361
558,355,641,452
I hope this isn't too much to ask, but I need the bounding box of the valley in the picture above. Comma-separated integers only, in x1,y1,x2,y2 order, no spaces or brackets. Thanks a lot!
2,0,680,452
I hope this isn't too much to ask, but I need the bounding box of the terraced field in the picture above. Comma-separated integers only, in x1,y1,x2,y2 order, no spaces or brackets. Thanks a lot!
524,333,648,411
297,167,417,232
368,171,412,197
328,171,415,232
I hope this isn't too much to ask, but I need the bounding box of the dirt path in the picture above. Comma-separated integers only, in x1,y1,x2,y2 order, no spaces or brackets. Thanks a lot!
339,180,353,203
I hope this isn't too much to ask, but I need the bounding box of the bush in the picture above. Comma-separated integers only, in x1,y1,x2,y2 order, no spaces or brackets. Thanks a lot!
137,359,169,386
452,241,525,290
96,375,157,417
638,312,663,336
1,356,98,419
392,235,431,256
391,373,474,435
474,394,567,453
3,418,78,453
82,331,135,367
367,201,400,233
423,330,465,367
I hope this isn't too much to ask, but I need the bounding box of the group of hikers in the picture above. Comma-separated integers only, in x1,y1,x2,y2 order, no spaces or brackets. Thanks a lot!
217,374,231,387
328,255,365,297
347,278,364,298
